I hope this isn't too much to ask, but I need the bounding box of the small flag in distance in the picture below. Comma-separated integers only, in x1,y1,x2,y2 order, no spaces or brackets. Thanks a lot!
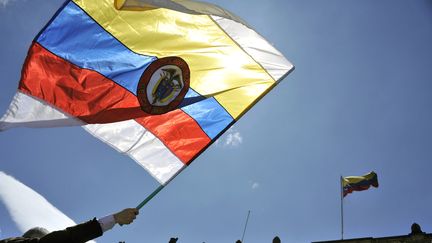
342,171,379,197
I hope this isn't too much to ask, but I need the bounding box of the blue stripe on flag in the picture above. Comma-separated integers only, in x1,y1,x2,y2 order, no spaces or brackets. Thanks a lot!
36,1,157,95
181,89,233,140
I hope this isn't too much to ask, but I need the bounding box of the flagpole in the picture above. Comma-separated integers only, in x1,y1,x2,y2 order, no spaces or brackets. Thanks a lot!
241,210,251,242
136,166,188,210
136,185,165,210
340,176,344,240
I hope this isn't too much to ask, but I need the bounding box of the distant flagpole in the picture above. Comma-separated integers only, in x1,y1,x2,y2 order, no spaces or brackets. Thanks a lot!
241,210,251,242
340,176,344,240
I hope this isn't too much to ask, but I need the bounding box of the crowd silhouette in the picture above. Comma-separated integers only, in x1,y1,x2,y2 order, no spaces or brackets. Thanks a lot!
160,235,282,243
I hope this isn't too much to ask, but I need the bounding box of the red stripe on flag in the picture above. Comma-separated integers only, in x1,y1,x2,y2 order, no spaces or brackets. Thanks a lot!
19,43,144,123
135,112,211,164
19,42,210,164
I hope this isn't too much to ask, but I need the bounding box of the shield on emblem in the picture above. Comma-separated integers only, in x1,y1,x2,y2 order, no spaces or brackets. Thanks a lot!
137,56,190,115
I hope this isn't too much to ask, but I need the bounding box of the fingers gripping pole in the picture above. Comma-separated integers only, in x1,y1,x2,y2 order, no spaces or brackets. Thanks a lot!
136,185,165,210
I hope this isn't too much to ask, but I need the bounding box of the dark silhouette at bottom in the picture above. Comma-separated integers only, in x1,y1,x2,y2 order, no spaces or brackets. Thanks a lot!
169,237,178,243
273,236,281,243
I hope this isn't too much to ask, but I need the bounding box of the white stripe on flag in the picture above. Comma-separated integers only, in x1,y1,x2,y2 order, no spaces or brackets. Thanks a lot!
85,121,185,185
211,16,294,82
0,92,185,185
0,91,83,131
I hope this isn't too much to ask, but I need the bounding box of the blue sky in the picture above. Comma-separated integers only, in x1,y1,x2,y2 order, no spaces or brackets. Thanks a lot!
1,0,431,243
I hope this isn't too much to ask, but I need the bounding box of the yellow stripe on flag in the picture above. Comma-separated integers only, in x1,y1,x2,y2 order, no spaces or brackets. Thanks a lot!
73,0,275,119
342,171,378,187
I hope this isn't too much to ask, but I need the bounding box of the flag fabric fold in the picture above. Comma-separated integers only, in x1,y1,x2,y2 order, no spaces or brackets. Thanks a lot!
342,171,379,197
114,0,246,26
0,0,293,185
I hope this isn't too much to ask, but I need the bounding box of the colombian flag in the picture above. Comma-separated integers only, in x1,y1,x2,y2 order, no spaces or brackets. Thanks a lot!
342,172,379,197
0,0,293,185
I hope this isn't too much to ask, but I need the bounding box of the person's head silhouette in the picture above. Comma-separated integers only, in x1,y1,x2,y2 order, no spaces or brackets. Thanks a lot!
273,236,281,243
22,227,49,239
410,223,423,235
169,237,178,243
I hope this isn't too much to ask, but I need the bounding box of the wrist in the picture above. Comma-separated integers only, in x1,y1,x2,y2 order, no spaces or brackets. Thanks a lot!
98,215,116,232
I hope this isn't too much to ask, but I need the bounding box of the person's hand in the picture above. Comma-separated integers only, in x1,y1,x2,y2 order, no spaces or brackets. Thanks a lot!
113,208,139,226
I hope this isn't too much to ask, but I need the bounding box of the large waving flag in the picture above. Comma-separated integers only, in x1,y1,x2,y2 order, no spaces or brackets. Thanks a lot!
342,171,379,197
0,0,293,185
